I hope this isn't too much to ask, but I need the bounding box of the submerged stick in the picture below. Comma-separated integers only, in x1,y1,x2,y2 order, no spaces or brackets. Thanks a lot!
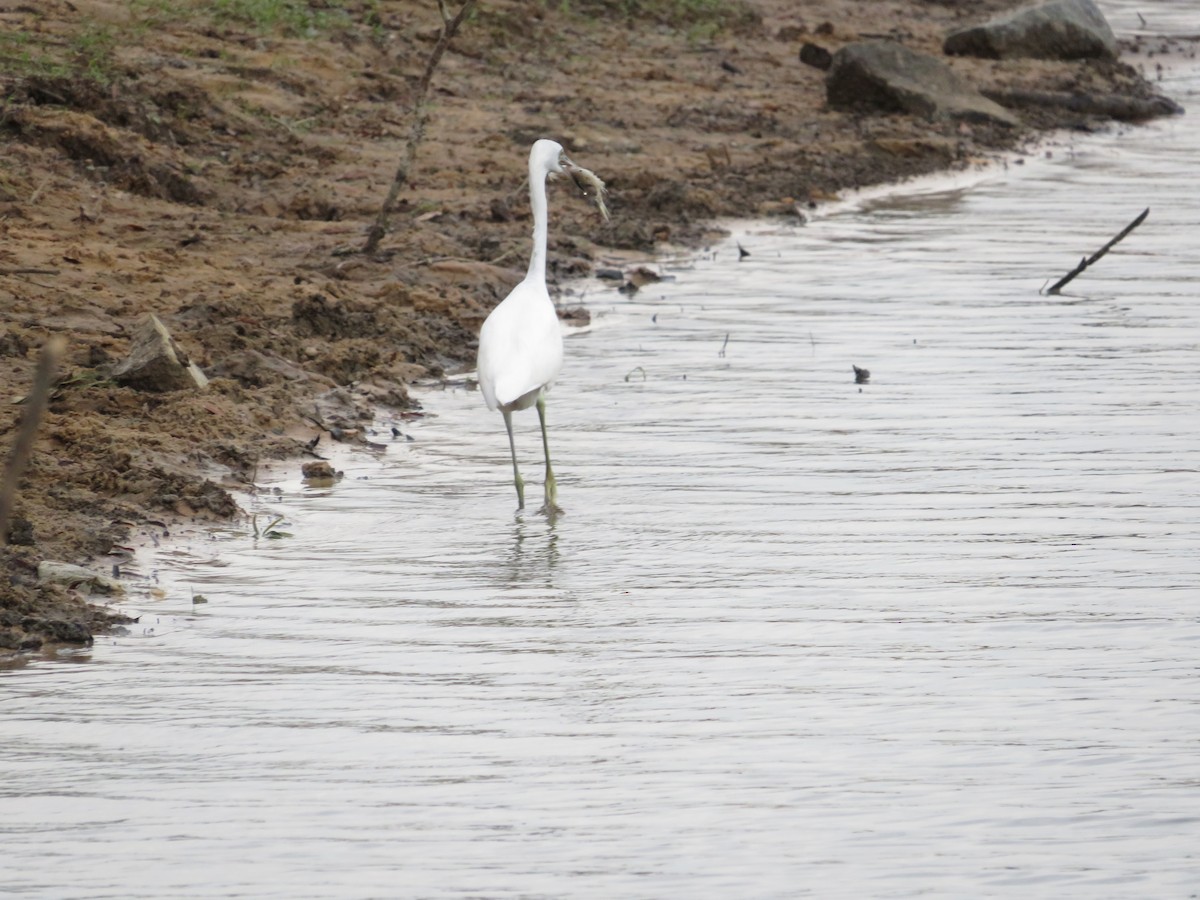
0,336,65,545
1045,208,1149,295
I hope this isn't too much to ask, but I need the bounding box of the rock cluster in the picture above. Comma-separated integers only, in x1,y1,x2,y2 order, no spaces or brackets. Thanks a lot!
822,0,1154,126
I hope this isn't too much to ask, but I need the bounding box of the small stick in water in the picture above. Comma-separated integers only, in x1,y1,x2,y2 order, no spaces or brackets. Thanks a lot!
1045,208,1149,295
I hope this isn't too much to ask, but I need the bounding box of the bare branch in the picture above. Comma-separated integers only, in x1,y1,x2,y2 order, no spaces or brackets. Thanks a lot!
362,0,478,256
0,336,66,545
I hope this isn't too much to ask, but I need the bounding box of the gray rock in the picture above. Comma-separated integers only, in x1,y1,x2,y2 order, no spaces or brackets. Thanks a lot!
983,87,1184,121
826,41,1020,127
112,313,208,392
944,0,1117,61
37,560,124,595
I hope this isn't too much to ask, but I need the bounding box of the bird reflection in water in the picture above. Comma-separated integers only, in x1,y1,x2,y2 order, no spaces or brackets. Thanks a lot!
505,515,561,589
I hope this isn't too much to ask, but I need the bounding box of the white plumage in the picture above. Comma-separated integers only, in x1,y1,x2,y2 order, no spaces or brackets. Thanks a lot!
477,279,563,413
476,139,571,514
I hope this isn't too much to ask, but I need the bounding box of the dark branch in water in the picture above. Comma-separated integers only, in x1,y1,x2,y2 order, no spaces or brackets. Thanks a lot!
1044,208,1149,296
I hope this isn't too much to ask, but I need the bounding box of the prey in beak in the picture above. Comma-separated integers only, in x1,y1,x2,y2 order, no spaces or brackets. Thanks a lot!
563,159,610,222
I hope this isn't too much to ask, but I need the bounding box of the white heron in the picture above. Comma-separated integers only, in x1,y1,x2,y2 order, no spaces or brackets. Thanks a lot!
476,138,604,515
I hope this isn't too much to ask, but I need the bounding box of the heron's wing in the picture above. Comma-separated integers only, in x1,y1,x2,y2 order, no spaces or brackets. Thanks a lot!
477,280,564,410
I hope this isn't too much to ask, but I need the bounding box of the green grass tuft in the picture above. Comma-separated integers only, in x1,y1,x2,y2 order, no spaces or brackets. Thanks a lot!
555,0,760,35
211,0,351,36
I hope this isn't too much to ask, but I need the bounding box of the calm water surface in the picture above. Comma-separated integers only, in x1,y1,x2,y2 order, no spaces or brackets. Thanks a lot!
4,9,1199,898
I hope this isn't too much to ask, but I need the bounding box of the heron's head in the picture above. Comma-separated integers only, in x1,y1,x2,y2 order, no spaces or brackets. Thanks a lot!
531,138,571,178
530,138,609,221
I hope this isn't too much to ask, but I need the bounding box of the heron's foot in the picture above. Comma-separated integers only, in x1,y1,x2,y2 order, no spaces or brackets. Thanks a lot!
514,475,526,510
540,474,559,517
537,500,564,519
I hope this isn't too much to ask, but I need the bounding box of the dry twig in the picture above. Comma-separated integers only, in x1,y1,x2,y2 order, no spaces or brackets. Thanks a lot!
0,336,65,545
362,0,478,255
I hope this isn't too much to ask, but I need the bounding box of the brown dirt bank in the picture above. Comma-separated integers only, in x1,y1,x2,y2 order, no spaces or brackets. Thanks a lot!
0,0,1182,652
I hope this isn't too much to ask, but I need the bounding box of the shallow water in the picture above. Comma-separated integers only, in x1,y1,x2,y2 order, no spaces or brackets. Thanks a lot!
5,12,1200,899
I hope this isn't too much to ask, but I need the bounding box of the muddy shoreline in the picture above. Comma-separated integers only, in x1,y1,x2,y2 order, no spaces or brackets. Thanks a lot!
0,0,1182,652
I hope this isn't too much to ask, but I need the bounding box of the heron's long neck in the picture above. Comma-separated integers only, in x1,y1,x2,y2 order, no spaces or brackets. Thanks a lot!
526,165,549,284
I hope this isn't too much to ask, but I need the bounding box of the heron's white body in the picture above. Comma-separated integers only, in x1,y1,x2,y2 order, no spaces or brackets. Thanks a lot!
477,276,562,412
476,139,570,511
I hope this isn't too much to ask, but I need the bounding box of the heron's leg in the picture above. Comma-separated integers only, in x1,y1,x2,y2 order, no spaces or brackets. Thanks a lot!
536,395,558,511
503,409,525,510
